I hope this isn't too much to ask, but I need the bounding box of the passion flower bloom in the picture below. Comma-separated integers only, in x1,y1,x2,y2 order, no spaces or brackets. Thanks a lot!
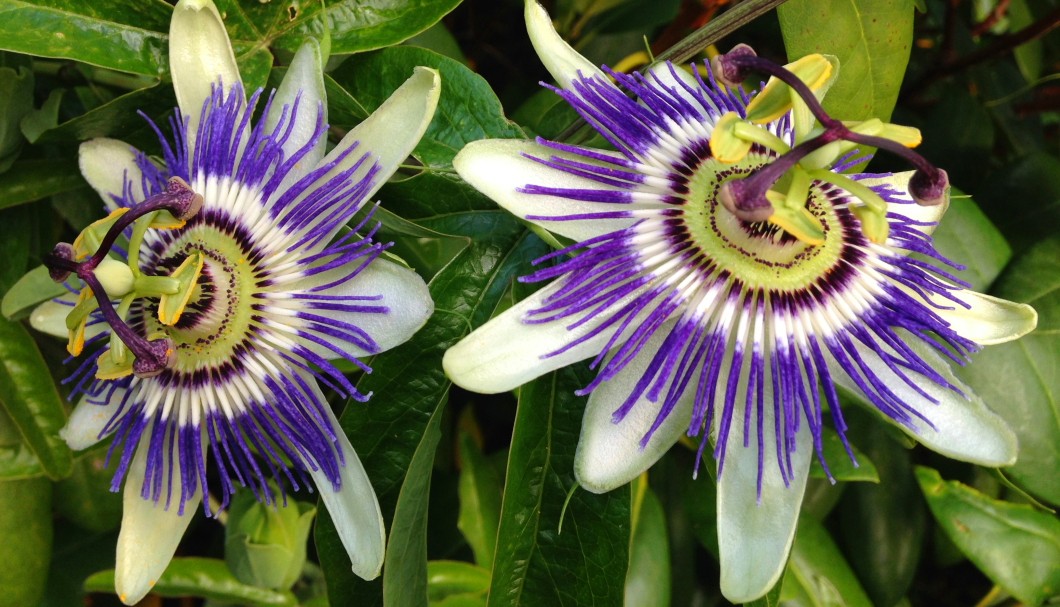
443,1,1036,601
28,0,439,603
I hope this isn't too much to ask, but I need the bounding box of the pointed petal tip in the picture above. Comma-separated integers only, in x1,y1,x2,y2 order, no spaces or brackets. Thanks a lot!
943,290,1038,346
524,0,603,89
170,0,242,129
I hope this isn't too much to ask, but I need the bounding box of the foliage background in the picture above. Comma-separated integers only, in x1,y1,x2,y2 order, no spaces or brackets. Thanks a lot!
0,0,1057,605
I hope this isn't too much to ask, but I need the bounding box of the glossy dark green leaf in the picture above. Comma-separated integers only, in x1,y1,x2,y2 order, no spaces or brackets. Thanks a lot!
457,432,502,568
0,0,170,77
625,483,670,607
778,0,915,122
780,515,873,607
0,477,52,607
956,237,1060,505
1008,0,1043,82
977,152,1060,255
330,46,524,168
488,366,630,607
808,428,879,483
20,89,62,143
427,560,490,604
916,467,1060,605
382,399,444,607
836,410,924,607
34,85,173,144
317,213,547,607
0,159,88,210
85,557,297,606
926,191,1011,292
0,317,71,480
0,63,32,172
54,451,123,533
1,265,67,321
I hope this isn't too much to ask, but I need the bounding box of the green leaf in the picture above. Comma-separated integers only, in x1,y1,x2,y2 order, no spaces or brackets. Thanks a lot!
0,477,52,607
0,159,89,211
0,0,170,77
926,191,1011,292
84,557,297,606
2,265,68,321
778,0,915,122
915,467,1060,605
33,84,173,144
956,236,1060,505
0,316,71,480
488,366,631,607
20,89,63,144
382,397,445,607
808,428,879,483
742,579,782,607
427,560,490,604
0,442,44,480
1008,0,1043,82
836,411,924,607
0,63,33,172
316,213,547,607
625,484,671,607
457,432,502,569
977,152,1060,255
330,46,524,169
53,451,122,533
780,515,873,607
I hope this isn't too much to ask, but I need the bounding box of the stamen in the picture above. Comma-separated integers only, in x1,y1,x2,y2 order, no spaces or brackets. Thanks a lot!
908,168,950,207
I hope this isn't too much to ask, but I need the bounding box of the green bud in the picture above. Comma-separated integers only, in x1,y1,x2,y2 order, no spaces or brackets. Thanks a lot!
224,487,316,590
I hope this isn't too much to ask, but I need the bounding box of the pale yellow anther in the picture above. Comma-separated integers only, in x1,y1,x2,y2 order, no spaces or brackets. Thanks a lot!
710,112,753,163
765,190,825,245
73,207,129,260
95,347,134,380
65,288,96,356
158,252,204,326
745,54,833,125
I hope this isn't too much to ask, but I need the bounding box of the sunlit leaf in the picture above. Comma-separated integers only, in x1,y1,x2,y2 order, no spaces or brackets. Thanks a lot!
916,466,1060,605
778,0,914,122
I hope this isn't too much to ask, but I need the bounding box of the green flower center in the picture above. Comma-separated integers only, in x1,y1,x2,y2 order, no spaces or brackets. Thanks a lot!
143,223,260,373
682,154,844,291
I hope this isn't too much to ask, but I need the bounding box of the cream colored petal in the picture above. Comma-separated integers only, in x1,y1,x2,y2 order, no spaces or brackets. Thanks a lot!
169,0,242,137
717,378,812,604
443,280,627,394
30,299,73,338
936,290,1037,346
288,256,433,359
830,333,1018,466
79,139,148,211
574,322,694,492
59,390,126,451
266,39,328,190
524,0,603,90
453,138,641,242
115,445,200,605
278,68,440,245
310,386,386,580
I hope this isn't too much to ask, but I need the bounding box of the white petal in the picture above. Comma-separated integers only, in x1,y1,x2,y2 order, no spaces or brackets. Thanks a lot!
60,390,126,450
856,171,947,235
453,138,640,242
169,0,242,137
717,379,813,603
79,139,148,211
266,39,327,190
524,0,603,90
115,445,200,605
290,256,433,359
830,333,1018,466
281,67,440,244
574,323,693,492
443,280,628,394
644,62,720,118
311,392,386,580
937,289,1037,346
30,299,73,338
